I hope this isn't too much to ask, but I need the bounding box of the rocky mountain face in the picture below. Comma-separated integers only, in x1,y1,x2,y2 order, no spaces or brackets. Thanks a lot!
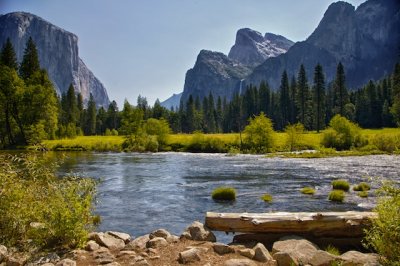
228,28,293,67
160,92,182,110
181,30,292,102
0,12,110,107
246,0,400,90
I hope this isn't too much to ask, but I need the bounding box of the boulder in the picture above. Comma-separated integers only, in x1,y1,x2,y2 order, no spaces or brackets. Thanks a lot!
238,248,255,259
178,248,202,264
181,221,216,242
272,237,319,265
85,240,100,251
166,235,180,243
55,259,76,266
91,232,125,250
117,250,136,258
223,258,257,266
106,231,131,244
124,235,150,251
340,251,380,266
93,247,115,264
213,243,235,255
253,243,273,262
5,254,28,266
149,229,171,240
273,252,297,266
0,245,7,262
309,250,340,266
146,237,168,248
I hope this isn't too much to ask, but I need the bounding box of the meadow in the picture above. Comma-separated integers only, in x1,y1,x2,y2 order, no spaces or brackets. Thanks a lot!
36,128,400,156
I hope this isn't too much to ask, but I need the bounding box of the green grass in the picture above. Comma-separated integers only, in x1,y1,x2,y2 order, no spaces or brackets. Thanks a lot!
353,182,371,191
211,187,236,201
357,191,369,198
40,136,124,151
328,190,345,202
325,244,340,256
300,187,316,195
331,179,350,191
260,193,273,202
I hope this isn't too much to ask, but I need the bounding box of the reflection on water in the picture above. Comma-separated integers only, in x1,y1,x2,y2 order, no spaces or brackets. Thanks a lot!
53,152,399,240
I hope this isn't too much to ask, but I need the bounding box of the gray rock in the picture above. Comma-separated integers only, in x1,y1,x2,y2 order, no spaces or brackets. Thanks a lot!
181,221,216,242
124,235,150,251
253,243,273,262
272,238,319,265
106,231,131,244
223,258,257,266
55,259,76,266
178,248,202,264
0,12,110,108
0,245,7,263
91,232,125,250
146,237,168,248
85,240,100,251
117,250,136,258
273,251,297,266
309,250,340,266
340,251,380,266
149,229,171,240
238,248,255,259
93,247,115,264
213,243,235,255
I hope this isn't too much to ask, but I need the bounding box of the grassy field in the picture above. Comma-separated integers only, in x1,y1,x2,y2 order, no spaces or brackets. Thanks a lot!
36,128,400,155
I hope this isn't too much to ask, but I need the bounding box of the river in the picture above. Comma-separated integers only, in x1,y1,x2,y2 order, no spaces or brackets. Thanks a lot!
57,152,399,241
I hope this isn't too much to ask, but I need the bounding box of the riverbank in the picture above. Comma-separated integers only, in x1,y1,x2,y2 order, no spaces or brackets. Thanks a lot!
26,128,400,157
0,221,382,266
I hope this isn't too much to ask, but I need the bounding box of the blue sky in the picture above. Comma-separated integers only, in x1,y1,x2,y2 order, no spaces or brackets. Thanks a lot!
1,0,365,107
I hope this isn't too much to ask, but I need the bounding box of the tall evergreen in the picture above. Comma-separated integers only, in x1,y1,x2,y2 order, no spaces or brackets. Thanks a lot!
66,84,78,125
312,64,326,132
0,38,18,70
86,93,97,135
19,37,41,80
106,100,119,130
390,63,400,125
279,70,290,128
333,62,349,116
289,76,297,124
296,64,311,128
259,81,270,116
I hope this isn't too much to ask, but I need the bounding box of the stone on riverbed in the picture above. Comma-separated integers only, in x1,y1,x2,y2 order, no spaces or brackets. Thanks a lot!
181,221,216,242
90,232,125,250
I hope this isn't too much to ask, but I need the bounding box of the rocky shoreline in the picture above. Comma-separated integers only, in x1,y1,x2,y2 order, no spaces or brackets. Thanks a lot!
0,221,381,266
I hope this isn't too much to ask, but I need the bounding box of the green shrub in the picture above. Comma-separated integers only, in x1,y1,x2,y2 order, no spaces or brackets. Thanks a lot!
212,187,236,201
285,123,305,151
364,181,400,264
357,191,368,198
325,244,340,256
187,133,228,153
353,182,371,192
261,193,273,202
332,179,350,191
301,187,316,195
321,115,367,150
244,112,275,153
0,154,97,249
372,134,400,153
328,190,345,202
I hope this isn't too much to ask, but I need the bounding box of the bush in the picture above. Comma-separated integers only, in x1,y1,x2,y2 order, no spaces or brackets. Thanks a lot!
285,123,305,151
353,182,371,192
332,179,350,191
244,112,275,153
364,181,400,264
187,133,227,153
301,187,316,195
212,187,236,201
0,154,97,249
261,193,273,202
357,191,368,198
328,190,345,202
325,245,340,256
321,115,367,150
372,134,400,153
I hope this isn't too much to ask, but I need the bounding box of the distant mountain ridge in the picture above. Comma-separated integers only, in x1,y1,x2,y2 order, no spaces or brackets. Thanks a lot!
179,0,400,103
0,12,110,107
160,92,182,110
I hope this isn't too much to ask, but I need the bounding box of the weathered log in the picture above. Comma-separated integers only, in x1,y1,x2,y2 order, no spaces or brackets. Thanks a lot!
205,211,377,237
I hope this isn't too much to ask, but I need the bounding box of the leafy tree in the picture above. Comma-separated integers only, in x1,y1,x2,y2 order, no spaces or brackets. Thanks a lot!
19,37,40,80
0,38,18,70
244,112,275,153
312,64,326,132
119,99,143,135
333,62,349,117
144,118,171,147
285,123,305,151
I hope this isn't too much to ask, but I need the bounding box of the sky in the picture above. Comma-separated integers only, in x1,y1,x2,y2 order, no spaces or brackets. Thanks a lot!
1,0,366,107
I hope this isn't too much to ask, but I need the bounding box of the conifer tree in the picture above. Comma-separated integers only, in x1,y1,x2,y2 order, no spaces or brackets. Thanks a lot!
279,71,290,128
296,64,312,129
86,93,97,135
312,64,326,132
19,37,40,80
333,62,349,116
289,76,297,124
390,63,400,125
0,38,18,70
259,81,270,117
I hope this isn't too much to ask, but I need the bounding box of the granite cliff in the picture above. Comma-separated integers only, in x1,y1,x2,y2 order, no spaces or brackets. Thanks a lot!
0,12,110,107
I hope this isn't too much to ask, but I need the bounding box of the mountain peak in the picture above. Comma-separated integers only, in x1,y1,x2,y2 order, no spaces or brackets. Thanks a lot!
228,28,293,67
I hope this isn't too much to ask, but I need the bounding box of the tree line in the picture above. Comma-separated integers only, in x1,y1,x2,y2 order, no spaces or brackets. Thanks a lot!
1,37,400,148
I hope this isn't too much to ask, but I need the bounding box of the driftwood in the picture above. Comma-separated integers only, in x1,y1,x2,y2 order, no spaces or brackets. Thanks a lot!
205,211,377,238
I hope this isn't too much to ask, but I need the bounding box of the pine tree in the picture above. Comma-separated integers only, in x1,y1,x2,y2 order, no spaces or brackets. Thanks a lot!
216,96,223,133
86,93,97,135
390,63,400,125
66,84,78,125
289,76,297,124
312,64,326,132
19,37,40,80
296,64,312,129
333,62,349,116
0,38,18,70
279,70,290,128
106,100,119,130
259,81,271,117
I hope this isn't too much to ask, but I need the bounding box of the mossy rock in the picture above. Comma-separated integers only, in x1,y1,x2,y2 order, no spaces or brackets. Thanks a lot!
300,187,316,195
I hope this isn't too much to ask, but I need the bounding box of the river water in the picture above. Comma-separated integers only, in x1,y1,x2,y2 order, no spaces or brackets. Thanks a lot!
57,153,399,240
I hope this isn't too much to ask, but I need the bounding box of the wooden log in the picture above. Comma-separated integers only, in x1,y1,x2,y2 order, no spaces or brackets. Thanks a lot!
205,211,377,237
